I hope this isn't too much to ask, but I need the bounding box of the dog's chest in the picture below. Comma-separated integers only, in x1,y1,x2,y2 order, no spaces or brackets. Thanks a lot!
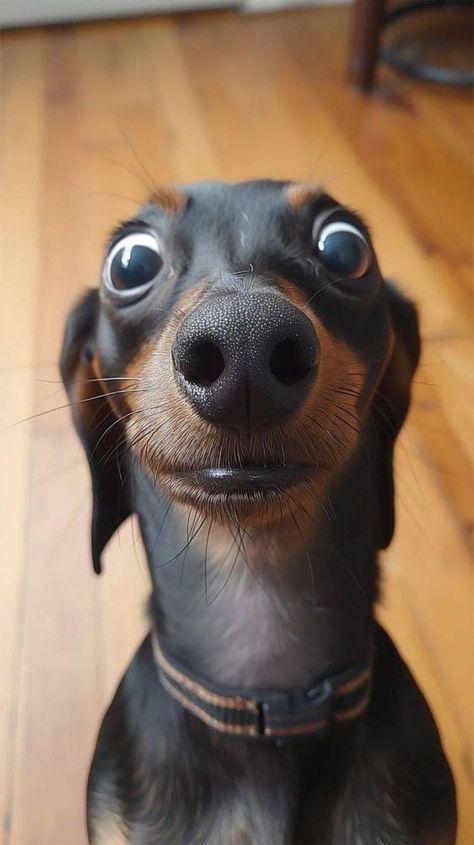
197,773,294,845
105,752,297,845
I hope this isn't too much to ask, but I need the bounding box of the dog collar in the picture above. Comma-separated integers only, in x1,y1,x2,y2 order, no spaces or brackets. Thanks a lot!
151,633,372,740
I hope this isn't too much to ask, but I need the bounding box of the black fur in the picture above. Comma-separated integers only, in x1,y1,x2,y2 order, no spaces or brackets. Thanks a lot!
61,180,456,844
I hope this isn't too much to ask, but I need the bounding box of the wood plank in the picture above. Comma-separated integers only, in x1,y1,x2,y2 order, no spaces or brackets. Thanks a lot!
0,30,46,844
1,8,472,844
8,427,98,845
383,425,474,843
5,27,98,845
377,573,474,845
408,338,474,547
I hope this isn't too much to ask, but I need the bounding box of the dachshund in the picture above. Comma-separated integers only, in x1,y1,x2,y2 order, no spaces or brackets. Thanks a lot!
61,179,456,845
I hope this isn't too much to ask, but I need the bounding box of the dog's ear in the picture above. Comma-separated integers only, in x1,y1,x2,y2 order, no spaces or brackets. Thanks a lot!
60,290,132,574
372,281,421,550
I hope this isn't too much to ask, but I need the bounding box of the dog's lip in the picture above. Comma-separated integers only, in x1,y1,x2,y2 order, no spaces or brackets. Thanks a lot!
172,465,313,493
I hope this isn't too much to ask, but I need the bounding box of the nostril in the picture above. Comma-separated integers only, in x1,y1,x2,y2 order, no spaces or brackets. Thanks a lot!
179,340,225,387
269,338,313,386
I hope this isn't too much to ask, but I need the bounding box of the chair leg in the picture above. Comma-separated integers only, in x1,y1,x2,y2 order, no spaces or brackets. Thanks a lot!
347,0,386,90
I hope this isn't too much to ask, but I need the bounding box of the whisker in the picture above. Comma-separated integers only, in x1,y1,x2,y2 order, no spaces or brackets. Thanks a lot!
150,498,175,560
180,508,202,587
11,387,144,427
331,543,366,595
90,410,140,460
112,112,158,195
32,458,84,488
287,501,316,603
96,155,154,192
303,275,348,309
228,518,282,612
207,531,241,606
203,518,213,607
83,376,143,383
157,516,207,569
292,497,366,595
86,190,144,206
47,488,91,560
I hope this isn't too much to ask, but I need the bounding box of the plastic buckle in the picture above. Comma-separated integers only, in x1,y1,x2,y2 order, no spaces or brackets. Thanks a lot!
258,679,334,737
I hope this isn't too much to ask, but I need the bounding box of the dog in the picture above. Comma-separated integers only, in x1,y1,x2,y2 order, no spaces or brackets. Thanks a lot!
61,180,456,845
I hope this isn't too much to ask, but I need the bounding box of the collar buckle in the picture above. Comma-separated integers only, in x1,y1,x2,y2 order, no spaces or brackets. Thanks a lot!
259,680,334,738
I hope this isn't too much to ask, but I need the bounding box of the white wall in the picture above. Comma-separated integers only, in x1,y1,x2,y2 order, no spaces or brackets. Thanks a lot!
1,0,348,28
1,0,234,28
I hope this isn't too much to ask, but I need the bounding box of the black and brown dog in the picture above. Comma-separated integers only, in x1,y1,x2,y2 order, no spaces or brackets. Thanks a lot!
61,180,456,845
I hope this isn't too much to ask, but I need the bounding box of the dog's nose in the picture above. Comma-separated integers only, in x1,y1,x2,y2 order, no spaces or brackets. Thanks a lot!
172,292,319,431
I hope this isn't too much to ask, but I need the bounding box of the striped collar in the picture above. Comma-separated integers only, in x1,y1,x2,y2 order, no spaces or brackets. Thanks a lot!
151,633,372,740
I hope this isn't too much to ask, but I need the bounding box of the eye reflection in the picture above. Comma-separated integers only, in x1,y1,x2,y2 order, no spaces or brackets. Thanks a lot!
316,221,371,279
104,232,163,299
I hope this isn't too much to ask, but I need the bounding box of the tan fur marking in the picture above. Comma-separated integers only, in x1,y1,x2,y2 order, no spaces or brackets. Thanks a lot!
93,814,129,845
286,182,322,209
68,352,99,407
278,276,367,422
69,354,119,427
150,185,186,215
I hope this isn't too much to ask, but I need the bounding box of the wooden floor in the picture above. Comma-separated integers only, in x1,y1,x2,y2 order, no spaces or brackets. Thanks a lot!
1,6,473,844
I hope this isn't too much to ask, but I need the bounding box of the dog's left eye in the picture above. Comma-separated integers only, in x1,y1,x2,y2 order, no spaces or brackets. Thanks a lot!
315,221,371,279
104,232,163,299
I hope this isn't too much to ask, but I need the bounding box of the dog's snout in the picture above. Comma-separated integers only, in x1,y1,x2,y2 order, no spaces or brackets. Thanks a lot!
172,292,319,431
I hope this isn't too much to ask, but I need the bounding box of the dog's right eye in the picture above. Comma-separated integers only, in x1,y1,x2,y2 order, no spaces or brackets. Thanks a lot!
103,232,163,300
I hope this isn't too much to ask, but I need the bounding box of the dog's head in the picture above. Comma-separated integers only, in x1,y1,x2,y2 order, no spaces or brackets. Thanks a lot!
61,180,419,573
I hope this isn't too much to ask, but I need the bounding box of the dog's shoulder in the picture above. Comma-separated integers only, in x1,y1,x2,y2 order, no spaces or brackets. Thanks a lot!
87,636,182,844
330,625,457,845
87,637,294,845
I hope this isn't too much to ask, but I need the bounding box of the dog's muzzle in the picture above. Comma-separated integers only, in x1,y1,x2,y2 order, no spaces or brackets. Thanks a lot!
172,290,319,432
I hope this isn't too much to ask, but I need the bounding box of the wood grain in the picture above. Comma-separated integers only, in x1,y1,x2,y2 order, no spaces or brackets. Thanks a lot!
1,8,472,844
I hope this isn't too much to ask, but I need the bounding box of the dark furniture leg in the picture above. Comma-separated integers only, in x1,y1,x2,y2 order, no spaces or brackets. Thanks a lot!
348,0,387,90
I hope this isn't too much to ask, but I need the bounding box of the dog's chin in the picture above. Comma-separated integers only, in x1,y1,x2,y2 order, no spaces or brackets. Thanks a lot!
150,465,319,526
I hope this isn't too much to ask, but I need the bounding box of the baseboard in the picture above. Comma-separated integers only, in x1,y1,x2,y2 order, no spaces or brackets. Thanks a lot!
243,0,349,11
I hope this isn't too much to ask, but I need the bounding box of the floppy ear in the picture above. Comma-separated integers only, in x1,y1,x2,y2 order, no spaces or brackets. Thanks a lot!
60,290,132,574
372,281,421,550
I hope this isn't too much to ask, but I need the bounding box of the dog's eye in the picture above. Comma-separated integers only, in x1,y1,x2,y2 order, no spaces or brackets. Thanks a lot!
315,221,371,279
104,232,163,299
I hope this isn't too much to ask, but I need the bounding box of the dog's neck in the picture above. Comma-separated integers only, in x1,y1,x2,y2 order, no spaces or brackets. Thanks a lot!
134,452,378,691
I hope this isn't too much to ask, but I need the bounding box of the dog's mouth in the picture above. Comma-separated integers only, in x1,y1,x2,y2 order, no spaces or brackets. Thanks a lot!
173,465,313,494
154,463,317,523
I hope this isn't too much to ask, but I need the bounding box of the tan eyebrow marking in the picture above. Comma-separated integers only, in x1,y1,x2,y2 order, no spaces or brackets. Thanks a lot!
286,182,322,210
150,185,186,216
